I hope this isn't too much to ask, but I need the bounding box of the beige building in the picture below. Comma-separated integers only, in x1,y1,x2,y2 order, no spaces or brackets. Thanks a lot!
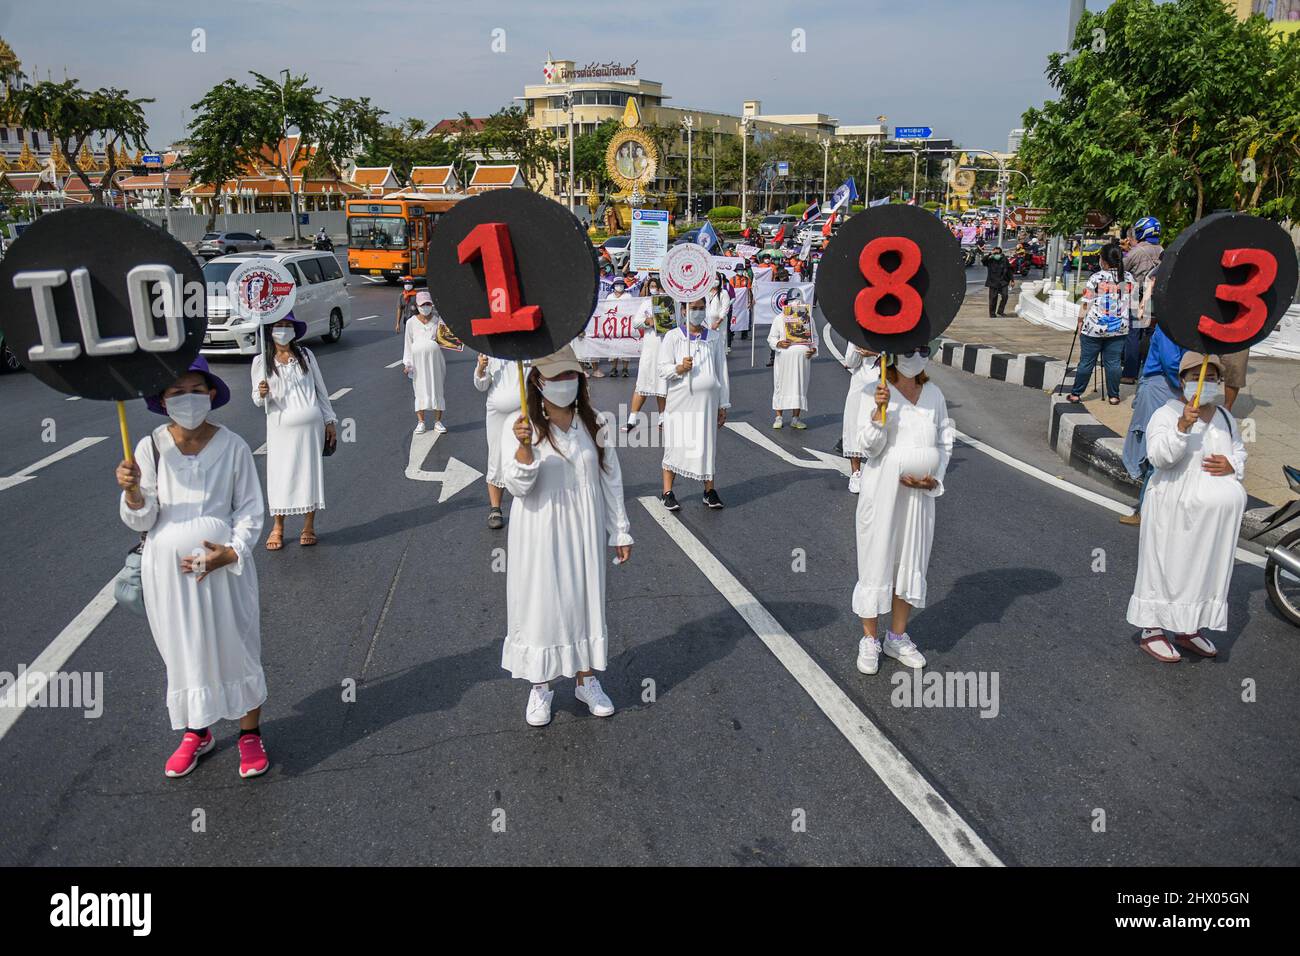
519,58,840,209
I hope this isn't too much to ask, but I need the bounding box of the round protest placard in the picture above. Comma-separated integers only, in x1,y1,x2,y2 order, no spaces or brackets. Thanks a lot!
661,242,714,303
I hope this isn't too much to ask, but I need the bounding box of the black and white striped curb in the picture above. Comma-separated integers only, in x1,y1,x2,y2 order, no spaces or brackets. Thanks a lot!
933,338,1069,392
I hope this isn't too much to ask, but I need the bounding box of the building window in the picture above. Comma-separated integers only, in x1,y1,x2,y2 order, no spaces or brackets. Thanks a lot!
0,129,7,142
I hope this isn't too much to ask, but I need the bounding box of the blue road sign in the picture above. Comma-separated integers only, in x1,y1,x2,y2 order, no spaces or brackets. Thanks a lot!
142,153,163,166
893,127,933,140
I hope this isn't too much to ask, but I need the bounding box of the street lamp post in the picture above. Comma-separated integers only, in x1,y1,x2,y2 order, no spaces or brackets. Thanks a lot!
280,68,301,244
712,121,719,211
681,115,694,224
565,93,576,216
911,148,921,202
740,117,749,226
821,137,830,206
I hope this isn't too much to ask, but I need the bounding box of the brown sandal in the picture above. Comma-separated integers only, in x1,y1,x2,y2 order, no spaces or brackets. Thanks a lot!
1139,633,1180,663
265,529,284,551
1066,394,1082,404
299,530,318,547
1172,633,1217,658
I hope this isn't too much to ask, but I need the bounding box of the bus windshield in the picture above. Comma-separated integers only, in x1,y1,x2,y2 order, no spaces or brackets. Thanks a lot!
348,216,408,250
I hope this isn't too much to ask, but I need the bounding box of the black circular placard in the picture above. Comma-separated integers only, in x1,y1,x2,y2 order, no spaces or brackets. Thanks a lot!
0,206,206,400
1151,212,1298,355
815,204,965,352
425,190,598,360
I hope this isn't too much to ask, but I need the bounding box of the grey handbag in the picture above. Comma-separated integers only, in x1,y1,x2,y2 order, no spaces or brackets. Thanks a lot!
113,436,160,616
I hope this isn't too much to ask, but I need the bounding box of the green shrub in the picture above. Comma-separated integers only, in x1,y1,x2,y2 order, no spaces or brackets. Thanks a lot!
786,202,809,217
707,205,741,221
849,204,865,214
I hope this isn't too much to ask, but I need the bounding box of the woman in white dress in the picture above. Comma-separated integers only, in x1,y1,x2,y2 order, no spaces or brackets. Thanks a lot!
658,299,730,511
252,314,336,549
473,353,525,530
852,347,954,676
704,274,733,354
605,278,634,378
627,276,668,432
115,358,270,780
841,346,879,494
768,303,819,429
403,290,447,434
500,345,633,727
1127,353,1246,663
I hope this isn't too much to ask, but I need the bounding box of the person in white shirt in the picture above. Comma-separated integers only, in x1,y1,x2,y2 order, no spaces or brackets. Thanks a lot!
658,299,730,511
473,354,525,530
852,348,955,676
626,276,668,433
1127,353,1246,663
252,314,336,549
499,345,633,727
403,290,447,434
704,274,732,355
605,278,634,378
841,346,879,493
115,358,270,780
768,303,818,429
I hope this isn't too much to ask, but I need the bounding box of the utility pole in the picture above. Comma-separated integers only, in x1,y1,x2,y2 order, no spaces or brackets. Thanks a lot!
566,93,576,216
740,117,749,225
682,115,694,223
911,148,920,202
280,69,300,244
821,137,830,206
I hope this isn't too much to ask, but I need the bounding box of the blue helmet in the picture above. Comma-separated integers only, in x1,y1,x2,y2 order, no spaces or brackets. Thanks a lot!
1133,216,1162,243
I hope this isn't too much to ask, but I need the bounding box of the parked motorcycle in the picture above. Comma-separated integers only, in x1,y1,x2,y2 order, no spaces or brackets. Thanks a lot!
1250,464,1300,627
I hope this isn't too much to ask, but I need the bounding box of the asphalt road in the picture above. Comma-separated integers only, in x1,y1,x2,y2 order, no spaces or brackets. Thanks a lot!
0,267,1296,867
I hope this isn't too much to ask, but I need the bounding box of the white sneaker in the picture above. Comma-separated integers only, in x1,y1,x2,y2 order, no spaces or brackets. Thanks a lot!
848,471,861,494
856,636,881,675
414,421,427,435
883,632,926,668
526,685,554,726
791,419,807,430
772,416,783,429
575,676,615,717
433,420,447,434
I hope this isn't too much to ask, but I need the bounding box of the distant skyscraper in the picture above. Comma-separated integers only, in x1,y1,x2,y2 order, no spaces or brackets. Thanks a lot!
1007,128,1025,154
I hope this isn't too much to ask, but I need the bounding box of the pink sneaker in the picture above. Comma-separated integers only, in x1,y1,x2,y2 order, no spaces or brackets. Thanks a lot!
165,730,214,778
237,733,270,778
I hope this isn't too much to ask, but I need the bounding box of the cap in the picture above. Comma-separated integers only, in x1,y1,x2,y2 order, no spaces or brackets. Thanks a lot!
1178,352,1224,378
532,343,582,378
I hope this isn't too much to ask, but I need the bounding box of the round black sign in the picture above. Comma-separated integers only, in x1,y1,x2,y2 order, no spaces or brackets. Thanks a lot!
815,204,966,353
0,206,206,400
1151,212,1298,355
425,190,598,360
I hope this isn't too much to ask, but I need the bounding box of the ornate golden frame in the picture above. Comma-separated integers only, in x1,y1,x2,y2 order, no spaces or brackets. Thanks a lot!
605,128,659,191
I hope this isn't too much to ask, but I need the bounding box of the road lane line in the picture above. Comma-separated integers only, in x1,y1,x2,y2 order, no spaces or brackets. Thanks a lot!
0,578,117,742
65,396,81,402
356,314,377,322
385,360,404,369
0,436,108,492
637,496,1004,868
328,387,352,401
952,429,1267,568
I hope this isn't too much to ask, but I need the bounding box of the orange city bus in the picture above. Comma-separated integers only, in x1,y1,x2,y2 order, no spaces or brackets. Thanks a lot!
345,194,464,283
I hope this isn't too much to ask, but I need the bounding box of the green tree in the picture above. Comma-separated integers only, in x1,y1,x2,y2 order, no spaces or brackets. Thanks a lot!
472,106,550,190
354,118,467,183
0,79,150,204
571,118,619,200
1020,0,1300,236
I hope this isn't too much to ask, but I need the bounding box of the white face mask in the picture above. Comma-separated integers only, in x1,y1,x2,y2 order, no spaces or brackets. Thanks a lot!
271,327,295,345
895,354,929,378
539,376,579,408
1185,380,1221,404
418,304,434,316
165,392,211,430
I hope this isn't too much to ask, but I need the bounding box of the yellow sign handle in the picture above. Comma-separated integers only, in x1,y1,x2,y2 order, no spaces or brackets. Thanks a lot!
117,400,133,463
1192,354,1209,408
881,353,889,426
516,360,529,426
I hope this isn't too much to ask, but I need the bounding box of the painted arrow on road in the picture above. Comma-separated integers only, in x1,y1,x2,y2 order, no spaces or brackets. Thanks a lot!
724,421,851,476
405,428,483,502
0,437,108,492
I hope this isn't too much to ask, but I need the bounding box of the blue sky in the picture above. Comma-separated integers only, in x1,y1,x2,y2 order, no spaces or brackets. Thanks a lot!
0,0,1111,152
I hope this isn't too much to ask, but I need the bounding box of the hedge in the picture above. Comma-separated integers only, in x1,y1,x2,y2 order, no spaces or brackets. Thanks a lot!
706,206,741,221
786,202,810,217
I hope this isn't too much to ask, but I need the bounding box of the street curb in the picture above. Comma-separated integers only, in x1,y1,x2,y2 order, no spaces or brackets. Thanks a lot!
934,337,1068,392
1047,393,1137,493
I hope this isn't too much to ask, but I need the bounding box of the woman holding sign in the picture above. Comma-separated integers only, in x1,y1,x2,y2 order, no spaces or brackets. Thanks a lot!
252,315,337,549
1126,353,1246,662
852,348,954,676
626,275,669,432
768,302,818,429
658,298,730,511
499,346,633,727
473,353,525,530
841,346,880,494
115,359,270,779
403,290,448,434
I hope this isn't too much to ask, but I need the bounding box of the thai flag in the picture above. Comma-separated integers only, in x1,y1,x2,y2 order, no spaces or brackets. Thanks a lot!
801,201,820,222
830,177,859,212
696,220,719,252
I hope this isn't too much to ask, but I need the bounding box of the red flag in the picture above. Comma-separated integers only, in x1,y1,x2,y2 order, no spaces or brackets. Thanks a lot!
822,210,837,237
773,224,785,244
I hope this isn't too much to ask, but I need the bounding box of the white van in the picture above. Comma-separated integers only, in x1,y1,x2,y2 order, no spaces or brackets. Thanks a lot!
200,251,351,356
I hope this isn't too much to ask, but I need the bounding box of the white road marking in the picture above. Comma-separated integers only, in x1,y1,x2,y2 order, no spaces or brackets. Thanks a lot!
0,578,117,742
0,437,108,492
254,443,267,456
405,428,482,502
65,396,81,402
385,360,404,369
328,387,352,401
952,429,1267,568
637,496,1003,868
356,314,378,322
724,421,851,475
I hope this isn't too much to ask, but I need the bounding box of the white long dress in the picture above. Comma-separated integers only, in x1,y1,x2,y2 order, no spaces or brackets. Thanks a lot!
842,350,879,458
500,412,633,682
251,349,336,515
633,301,665,397
473,357,524,489
852,381,955,617
659,326,731,482
705,288,731,333
1127,401,1247,633
768,314,818,412
121,425,266,730
404,316,446,412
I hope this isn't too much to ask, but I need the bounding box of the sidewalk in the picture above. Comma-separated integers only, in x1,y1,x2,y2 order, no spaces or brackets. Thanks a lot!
940,281,1299,506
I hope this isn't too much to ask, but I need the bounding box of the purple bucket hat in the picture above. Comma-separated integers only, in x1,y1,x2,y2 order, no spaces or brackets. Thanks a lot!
146,355,232,415
266,310,308,342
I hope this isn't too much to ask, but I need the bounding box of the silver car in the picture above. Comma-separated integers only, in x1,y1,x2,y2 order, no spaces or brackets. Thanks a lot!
195,231,275,259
